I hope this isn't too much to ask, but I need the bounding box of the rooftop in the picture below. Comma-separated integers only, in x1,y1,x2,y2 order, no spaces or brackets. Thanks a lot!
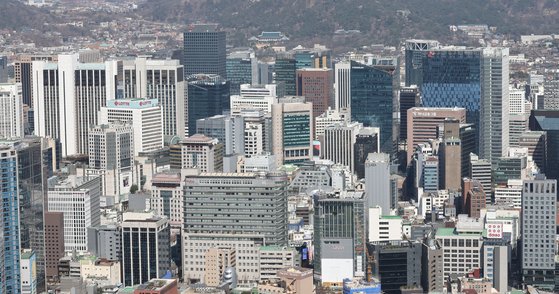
136,278,176,291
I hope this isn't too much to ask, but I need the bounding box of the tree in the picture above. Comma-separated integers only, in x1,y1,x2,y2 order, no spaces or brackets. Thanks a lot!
130,184,138,194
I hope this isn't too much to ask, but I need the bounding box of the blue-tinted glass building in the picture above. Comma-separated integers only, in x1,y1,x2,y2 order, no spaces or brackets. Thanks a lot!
404,39,440,87
421,49,482,126
186,74,230,136
226,51,255,95
350,61,396,154
0,145,21,293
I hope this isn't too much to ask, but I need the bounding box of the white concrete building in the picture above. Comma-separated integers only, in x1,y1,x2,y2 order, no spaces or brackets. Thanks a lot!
435,216,483,281
47,176,101,252
494,179,523,208
509,87,526,115
20,250,37,294
368,206,403,242
230,84,277,115
521,177,557,290
99,98,163,155
238,153,277,173
0,83,23,139
322,121,362,172
315,107,350,138
107,57,187,138
33,54,110,156
88,122,135,200
334,61,351,111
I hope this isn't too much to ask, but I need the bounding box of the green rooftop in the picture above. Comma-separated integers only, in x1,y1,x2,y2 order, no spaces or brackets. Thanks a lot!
381,215,402,220
435,227,456,237
21,251,35,259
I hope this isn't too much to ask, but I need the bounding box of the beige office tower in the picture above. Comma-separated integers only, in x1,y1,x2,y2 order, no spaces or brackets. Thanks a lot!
439,119,462,191
439,137,461,191
204,247,236,287
406,107,466,164
271,97,313,166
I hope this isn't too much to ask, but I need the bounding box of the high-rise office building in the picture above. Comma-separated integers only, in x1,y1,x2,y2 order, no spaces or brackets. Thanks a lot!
469,154,493,204
121,212,171,287
322,122,362,173
529,110,559,180
399,86,421,142
543,79,559,110
182,172,288,283
186,74,230,136
479,48,509,165
462,178,486,218
406,107,466,164
0,83,24,139
88,122,135,198
33,54,110,156
0,56,8,83
226,49,257,95
334,61,351,111
47,176,101,252
519,131,547,173
183,23,226,78
109,57,187,138
274,54,297,96
404,39,440,87
314,192,366,287
0,137,56,292
0,145,21,293
14,54,58,108
419,48,482,126
365,153,391,211
509,114,528,148
350,60,396,154
417,47,509,164
521,177,557,291
296,68,332,119
315,107,350,139
271,97,313,165
99,99,163,156
354,128,380,179
44,212,64,282
439,137,461,191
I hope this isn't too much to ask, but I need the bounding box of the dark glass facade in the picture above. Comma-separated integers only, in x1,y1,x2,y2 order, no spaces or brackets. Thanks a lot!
226,57,253,95
529,110,559,180
350,61,395,154
274,57,297,96
186,75,230,136
183,29,226,78
354,133,378,179
399,86,420,141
